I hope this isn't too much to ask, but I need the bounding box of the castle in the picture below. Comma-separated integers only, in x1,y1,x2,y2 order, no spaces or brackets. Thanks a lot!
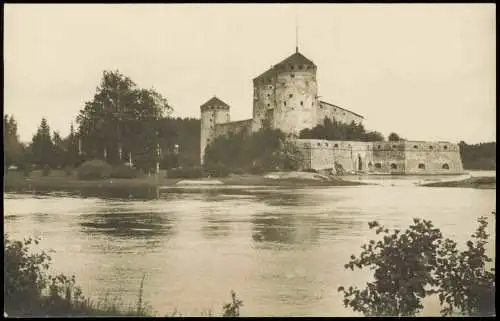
200,48,464,175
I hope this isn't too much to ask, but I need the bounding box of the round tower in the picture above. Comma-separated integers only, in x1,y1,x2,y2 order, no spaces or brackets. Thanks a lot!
200,96,231,165
273,51,318,135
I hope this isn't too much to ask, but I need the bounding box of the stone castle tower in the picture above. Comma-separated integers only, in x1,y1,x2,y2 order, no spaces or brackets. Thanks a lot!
252,49,319,134
199,49,364,165
199,96,230,165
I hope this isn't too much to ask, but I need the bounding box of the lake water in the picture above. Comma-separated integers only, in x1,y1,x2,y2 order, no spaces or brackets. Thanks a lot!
3,172,496,316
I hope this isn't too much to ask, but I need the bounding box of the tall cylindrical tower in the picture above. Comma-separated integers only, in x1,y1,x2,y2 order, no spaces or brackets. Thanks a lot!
200,96,231,165
273,51,318,135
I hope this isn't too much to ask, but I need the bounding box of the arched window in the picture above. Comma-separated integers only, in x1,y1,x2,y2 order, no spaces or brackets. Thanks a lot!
442,163,450,170
368,162,373,168
391,163,397,169
375,163,382,169
334,144,338,148
377,145,381,149
418,163,425,169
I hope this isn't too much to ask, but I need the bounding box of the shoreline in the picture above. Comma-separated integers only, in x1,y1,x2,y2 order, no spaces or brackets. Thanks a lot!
3,171,369,193
420,176,496,189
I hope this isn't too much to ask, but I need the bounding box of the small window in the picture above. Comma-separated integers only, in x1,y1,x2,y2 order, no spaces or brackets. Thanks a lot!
429,146,433,150
267,94,271,98
267,103,270,107
377,145,381,149
267,78,271,83
325,143,329,147
413,145,418,149
317,142,321,147
289,94,293,98
290,74,295,78
418,163,425,169
391,163,397,169
299,65,303,70
306,66,311,70
375,163,382,169
368,162,373,168
334,144,338,148
290,64,294,70
392,145,397,149
443,145,448,150
284,102,287,107
442,163,450,170
300,101,304,106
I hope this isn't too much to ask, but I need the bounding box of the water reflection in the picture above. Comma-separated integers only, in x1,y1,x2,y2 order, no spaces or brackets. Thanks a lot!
79,211,175,239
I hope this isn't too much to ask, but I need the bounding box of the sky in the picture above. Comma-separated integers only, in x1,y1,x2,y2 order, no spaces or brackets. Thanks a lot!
4,4,496,144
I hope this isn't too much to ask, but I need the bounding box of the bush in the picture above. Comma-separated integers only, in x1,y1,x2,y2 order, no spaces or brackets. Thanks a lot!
42,165,51,177
229,168,245,175
64,166,74,176
204,164,230,178
110,165,143,179
167,166,204,179
250,165,266,175
76,160,112,180
338,214,496,317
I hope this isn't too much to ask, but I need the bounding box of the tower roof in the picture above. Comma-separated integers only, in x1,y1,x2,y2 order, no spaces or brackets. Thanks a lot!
200,96,230,110
253,51,316,81
275,51,316,68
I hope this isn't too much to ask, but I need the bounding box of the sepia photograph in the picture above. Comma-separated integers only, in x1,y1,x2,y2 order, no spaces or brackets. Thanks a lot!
3,3,496,317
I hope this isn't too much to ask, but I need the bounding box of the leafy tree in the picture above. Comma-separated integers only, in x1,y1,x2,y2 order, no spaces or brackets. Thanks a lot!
388,132,404,141
204,126,296,173
339,214,495,317
76,70,172,169
3,115,24,169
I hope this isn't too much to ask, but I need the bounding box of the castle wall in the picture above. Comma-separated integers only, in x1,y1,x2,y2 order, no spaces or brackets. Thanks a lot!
295,139,373,172
370,141,407,174
317,101,364,126
214,119,253,137
273,68,318,135
404,141,464,175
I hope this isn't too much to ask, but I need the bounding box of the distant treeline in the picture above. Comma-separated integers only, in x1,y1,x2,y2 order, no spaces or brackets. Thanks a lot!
459,141,496,170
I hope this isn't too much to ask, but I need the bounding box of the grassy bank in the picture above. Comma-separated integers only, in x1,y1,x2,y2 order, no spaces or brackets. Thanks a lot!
421,176,496,189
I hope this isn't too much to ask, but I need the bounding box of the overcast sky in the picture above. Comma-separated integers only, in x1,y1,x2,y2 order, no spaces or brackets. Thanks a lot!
4,4,496,144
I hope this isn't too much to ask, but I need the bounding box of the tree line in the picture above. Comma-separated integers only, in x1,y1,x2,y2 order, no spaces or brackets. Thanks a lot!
459,141,496,170
3,70,496,173
4,70,201,173
299,117,404,142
